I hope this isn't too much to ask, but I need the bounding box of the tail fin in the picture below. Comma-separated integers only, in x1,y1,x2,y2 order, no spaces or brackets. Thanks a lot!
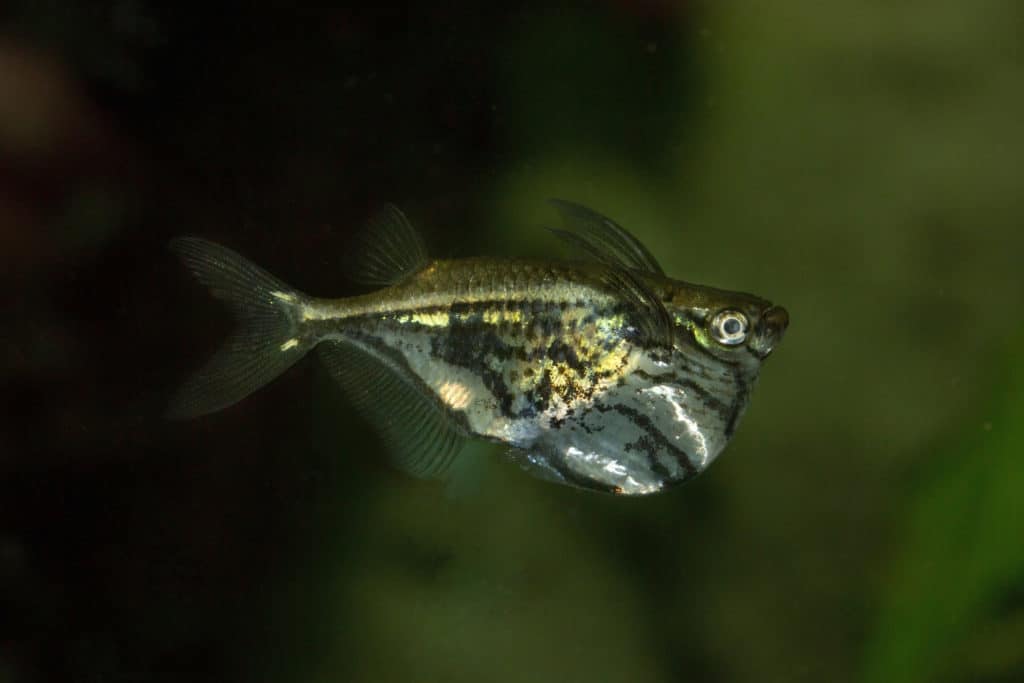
167,237,313,419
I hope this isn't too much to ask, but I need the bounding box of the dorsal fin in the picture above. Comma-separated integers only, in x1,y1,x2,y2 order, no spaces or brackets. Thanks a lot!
318,340,465,479
348,204,430,286
547,199,665,275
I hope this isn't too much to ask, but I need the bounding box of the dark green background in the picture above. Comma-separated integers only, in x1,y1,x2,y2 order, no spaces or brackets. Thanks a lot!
3,2,1022,682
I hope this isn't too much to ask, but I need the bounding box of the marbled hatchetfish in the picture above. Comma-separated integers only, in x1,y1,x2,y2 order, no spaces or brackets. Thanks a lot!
169,200,788,495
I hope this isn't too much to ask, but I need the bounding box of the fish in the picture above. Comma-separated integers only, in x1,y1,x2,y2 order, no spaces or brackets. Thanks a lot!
168,200,788,495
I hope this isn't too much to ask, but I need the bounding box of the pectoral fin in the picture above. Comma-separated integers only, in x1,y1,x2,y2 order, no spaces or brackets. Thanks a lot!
597,266,674,349
547,199,665,275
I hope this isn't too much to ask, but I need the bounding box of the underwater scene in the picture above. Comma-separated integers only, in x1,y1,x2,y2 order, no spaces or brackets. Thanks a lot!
2,2,1023,682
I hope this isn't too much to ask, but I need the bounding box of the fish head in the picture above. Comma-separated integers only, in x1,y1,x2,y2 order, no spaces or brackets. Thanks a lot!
511,279,788,497
659,279,789,368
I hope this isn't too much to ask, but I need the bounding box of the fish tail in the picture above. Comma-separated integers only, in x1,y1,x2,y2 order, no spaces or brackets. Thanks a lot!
167,237,314,419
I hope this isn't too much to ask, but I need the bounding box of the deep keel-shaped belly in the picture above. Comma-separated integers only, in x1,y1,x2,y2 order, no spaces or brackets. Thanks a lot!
351,296,758,496
507,349,754,495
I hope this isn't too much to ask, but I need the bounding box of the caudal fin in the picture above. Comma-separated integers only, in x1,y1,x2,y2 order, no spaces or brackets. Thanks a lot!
167,237,313,419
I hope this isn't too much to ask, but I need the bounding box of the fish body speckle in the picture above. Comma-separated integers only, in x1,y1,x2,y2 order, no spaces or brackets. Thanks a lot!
314,260,634,443
169,201,788,495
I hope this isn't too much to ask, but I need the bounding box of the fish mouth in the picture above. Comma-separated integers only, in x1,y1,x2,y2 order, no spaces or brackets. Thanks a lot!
752,305,789,358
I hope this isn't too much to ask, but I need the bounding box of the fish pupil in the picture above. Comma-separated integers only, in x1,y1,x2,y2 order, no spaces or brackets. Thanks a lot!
723,318,741,335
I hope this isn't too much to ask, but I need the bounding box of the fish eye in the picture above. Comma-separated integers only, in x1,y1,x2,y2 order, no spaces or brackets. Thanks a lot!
710,310,749,346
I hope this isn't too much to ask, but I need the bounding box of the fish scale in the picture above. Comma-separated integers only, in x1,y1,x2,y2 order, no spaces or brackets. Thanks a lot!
317,270,635,440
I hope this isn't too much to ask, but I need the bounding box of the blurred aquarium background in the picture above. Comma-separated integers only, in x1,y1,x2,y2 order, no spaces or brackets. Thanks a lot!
2,1,1023,682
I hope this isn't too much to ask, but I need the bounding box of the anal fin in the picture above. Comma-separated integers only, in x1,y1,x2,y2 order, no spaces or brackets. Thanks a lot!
318,340,465,479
